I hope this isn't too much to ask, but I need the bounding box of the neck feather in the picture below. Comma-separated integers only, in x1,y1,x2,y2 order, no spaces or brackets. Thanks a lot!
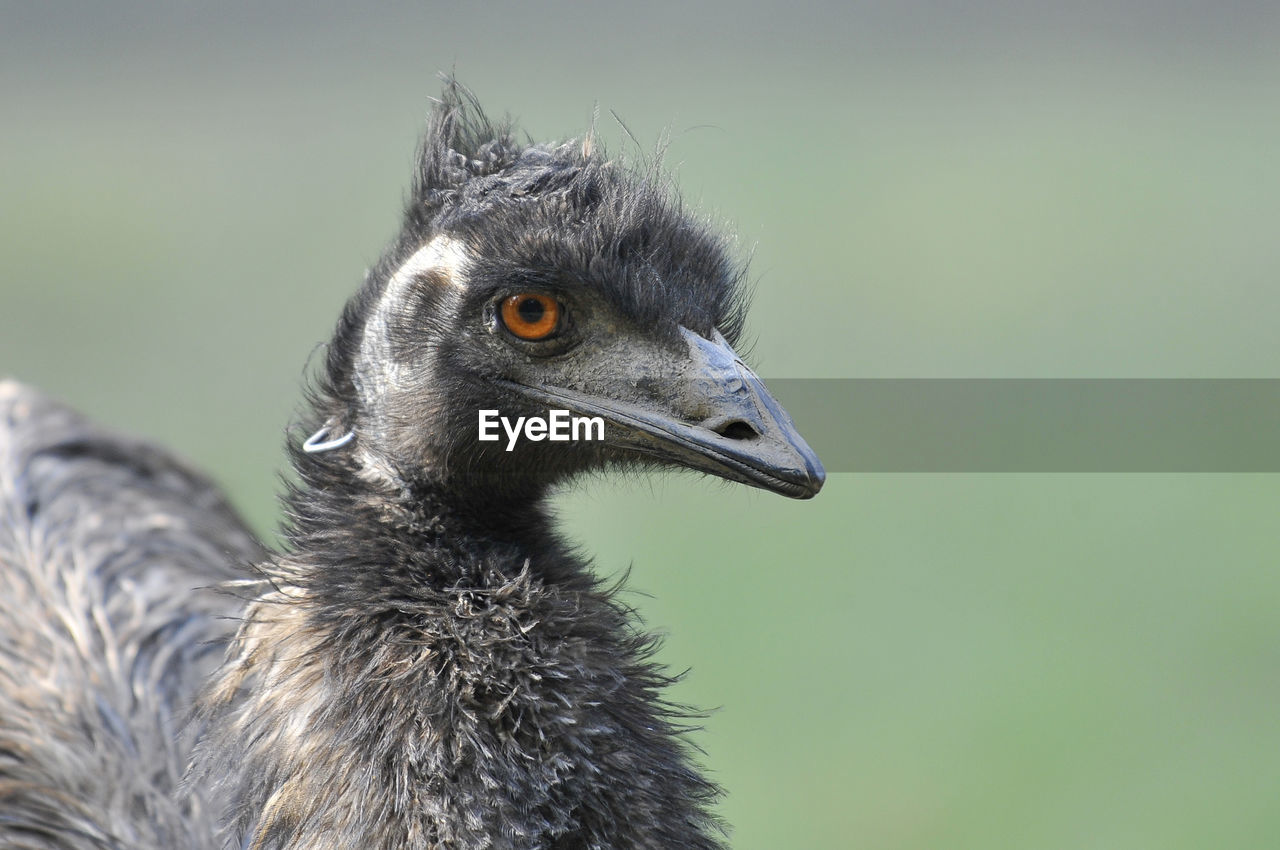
193,448,725,850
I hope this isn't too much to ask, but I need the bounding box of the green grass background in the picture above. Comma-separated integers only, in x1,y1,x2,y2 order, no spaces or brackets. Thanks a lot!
3,3,1279,846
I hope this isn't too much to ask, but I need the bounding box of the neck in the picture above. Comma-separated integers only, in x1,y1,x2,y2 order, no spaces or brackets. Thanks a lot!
286,450,584,592
195,447,725,850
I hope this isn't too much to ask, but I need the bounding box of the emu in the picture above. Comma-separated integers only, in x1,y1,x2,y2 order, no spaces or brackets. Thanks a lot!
0,84,824,849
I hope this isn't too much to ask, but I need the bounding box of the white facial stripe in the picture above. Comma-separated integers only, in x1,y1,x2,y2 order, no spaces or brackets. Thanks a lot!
385,235,469,294
355,235,471,469
360,234,470,386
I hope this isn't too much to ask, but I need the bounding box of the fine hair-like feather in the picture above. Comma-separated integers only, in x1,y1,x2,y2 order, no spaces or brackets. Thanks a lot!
0,381,263,849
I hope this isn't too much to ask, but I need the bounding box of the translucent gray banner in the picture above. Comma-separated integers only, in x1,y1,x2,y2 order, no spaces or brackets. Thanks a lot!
768,379,1280,472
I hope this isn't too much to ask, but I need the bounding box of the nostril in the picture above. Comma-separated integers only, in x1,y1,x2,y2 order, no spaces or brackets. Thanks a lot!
714,420,760,441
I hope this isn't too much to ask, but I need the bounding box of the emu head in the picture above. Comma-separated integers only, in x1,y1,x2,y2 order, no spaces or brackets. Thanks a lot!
314,85,824,504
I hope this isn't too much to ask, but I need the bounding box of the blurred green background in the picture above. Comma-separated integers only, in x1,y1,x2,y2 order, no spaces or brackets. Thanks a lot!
3,2,1279,846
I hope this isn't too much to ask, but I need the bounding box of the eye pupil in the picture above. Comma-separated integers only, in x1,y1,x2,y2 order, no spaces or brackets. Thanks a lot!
516,297,545,324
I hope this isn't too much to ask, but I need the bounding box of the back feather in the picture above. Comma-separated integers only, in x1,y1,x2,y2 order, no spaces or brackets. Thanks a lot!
0,380,263,850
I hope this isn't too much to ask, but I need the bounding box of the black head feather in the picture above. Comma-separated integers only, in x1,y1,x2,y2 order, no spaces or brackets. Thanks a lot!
405,81,748,343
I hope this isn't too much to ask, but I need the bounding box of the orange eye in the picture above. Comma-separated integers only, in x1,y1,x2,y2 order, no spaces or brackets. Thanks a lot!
499,293,561,341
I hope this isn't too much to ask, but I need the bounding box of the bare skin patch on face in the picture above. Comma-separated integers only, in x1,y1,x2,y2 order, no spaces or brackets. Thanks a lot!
359,234,470,391
384,235,470,294
354,235,471,486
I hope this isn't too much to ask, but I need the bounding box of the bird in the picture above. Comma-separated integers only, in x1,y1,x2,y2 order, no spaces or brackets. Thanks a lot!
0,82,824,849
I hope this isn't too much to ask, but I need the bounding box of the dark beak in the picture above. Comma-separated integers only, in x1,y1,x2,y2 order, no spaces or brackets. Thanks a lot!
500,327,825,499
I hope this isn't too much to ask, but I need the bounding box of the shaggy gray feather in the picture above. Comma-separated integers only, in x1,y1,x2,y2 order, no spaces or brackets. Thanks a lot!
0,381,262,849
